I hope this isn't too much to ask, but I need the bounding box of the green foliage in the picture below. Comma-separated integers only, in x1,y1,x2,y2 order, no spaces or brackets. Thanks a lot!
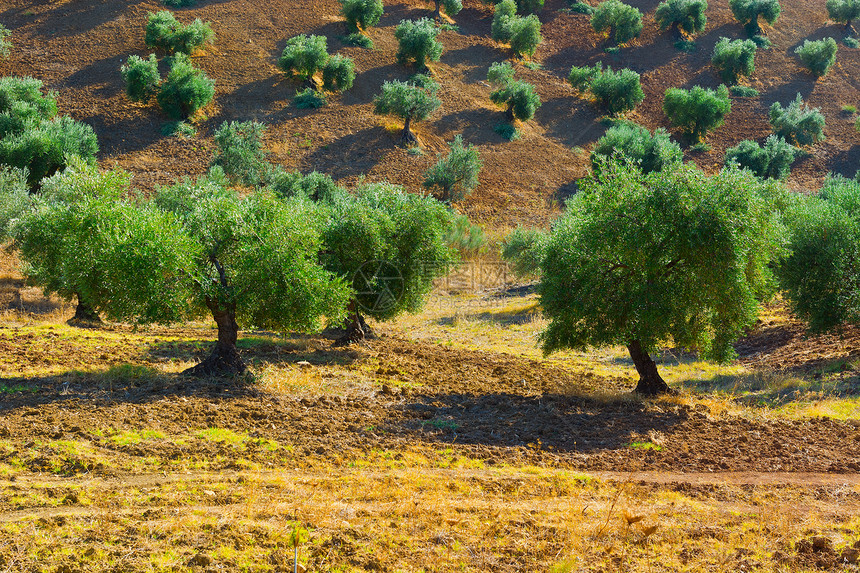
162,0,195,6
795,37,838,77
322,54,356,92
395,18,443,71
161,120,196,138
570,1,595,14
729,0,780,36
492,0,518,42
591,0,643,45
730,85,759,97
278,35,329,81
120,54,160,103
539,160,785,364
0,76,58,137
514,0,545,14
588,66,644,115
294,87,327,108
501,227,547,278
711,37,756,84
423,135,482,203
827,0,860,27
0,167,30,240
373,76,442,141
156,53,214,119
567,62,602,91
663,84,731,142
768,93,825,146
343,33,374,48
493,122,520,140
0,24,11,59
436,0,464,18
844,36,859,47
488,62,541,122
509,15,542,57
145,11,214,55
211,121,268,187
340,0,384,33
725,135,798,180
778,176,860,332
674,39,697,52
269,169,344,203
321,181,457,321
591,123,683,175
655,0,707,36
445,212,485,255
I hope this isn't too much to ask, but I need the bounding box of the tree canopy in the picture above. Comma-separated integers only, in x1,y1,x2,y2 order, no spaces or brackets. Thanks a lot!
373,76,442,143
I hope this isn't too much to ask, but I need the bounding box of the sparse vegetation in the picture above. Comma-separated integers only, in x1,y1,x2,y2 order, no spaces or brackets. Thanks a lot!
488,61,541,123
395,18,443,71
795,37,838,77
725,134,799,180
591,122,683,174
730,85,759,97
712,37,757,84
729,0,781,37
769,93,826,146
423,135,482,203
663,84,732,143
591,0,643,46
373,76,442,144
655,0,708,37
145,11,214,55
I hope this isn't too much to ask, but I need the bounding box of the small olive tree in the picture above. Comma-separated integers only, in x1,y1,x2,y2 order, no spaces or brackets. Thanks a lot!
769,93,825,146
395,18,443,71
278,35,329,83
211,121,269,187
145,11,214,55
655,0,708,37
491,0,543,58
729,0,780,36
487,61,541,123
663,84,731,143
341,0,384,33
373,76,442,144
588,66,644,115
423,135,482,203
156,53,215,119
827,0,860,31
121,54,160,102
795,38,838,78
591,0,643,46
539,160,785,395
591,123,683,175
711,37,756,84
432,0,462,21
725,135,798,180
0,23,11,59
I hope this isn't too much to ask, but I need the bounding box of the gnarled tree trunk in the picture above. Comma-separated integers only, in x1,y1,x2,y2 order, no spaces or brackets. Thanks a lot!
627,339,672,396
434,0,442,20
67,294,101,326
335,300,374,346
401,116,418,144
183,301,245,376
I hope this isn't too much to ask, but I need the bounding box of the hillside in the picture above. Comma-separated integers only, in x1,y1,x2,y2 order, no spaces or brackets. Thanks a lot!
1,0,858,228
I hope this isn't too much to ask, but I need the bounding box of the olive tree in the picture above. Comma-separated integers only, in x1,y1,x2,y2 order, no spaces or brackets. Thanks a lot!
321,181,458,343
488,62,541,123
729,0,780,36
591,0,643,46
432,0,462,20
501,227,547,279
395,18,443,71
769,93,825,146
0,167,30,240
725,135,798,180
588,66,644,115
156,53,215,119
655,0,708,37
423,135,482,203
795,38,838,78
278,35,329,83
211,120,269,187
373,76,442,143
341,0,384,33
121,54,160,103
145,11,214,55
778,176,860,332
711,37,756,84
0,23,11,59
591,123,682,175
539,160,785,395
663,84,731,143
827,0,860,31
491,1,543,57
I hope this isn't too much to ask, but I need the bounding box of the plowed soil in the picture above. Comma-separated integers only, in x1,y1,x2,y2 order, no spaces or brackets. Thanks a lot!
1,0,858,227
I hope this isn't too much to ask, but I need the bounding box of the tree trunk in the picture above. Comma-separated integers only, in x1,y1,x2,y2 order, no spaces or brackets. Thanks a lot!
505,105,515,123
626,340,672,396
335,300,374,346
401,116,418,144
67,294,101,326
434,0,442,20
182,303,245,377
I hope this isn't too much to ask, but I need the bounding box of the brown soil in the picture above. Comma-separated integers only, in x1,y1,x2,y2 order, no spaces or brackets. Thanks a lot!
1,0,857,228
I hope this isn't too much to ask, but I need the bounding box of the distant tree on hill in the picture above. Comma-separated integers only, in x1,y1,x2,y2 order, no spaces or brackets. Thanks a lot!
423,135,482,203
487,62,541,123
491,0,543,58
145,11,214,55
826,0,860,32
725,135,798,180
373,75,442,144
655,0,708,37
795,38,838,78
729,0,780,37
663,84,732,143
539,160,785,395
591,0,643,46
156,53,215,119
395,18,443,71
211,120,269,187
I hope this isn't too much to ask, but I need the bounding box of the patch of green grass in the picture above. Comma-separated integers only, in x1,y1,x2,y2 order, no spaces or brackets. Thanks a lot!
730,86,759,97
0,384,36,394
407,146,424,156
421,418,460,430
522,61,544,70
843,104,858,114
568,1,594,14
674,39,697,53
161,121,196,138
438,23,459,33
109,429,167,446
628,441,662,451
604,46,620,54
195,428,249,447
343,33,373,49
294,88,327,109
494,123,520,141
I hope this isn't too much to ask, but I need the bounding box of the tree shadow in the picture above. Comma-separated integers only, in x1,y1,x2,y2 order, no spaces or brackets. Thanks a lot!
78,110,165,157
442,45,507,83
0,277,65,316
436,107,509,145
0,0,140,39
61,54,128,97
378,3,426,28
830,144,860,179
539,96,604,148
299,125,392,179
